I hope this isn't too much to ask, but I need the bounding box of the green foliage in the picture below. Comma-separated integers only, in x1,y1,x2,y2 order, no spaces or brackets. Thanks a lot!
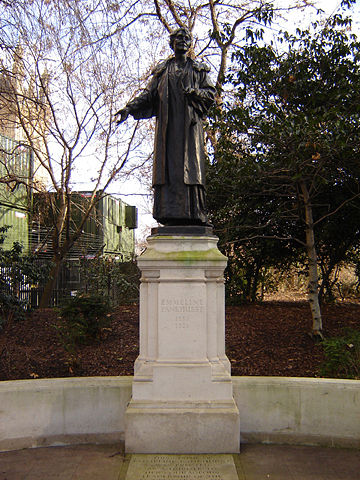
221,244,297,304
0,226,49,328
320,329,360,379
206,144,301,302
207,11,360,303
0,290,25,328
79,257,140,306
56,294,112,356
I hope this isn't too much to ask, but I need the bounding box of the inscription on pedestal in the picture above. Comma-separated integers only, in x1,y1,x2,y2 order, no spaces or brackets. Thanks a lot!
160,297,205,329
158,290,207,357
125,455,238,480
160,297,205,312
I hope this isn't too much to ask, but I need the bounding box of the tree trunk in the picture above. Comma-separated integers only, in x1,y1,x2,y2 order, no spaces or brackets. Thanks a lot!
318,260,337,305
300,181,323,337
39,256,62,308
251,262,261,302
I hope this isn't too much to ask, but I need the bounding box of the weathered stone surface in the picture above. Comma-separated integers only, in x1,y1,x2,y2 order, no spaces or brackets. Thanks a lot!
132,235,231,402
125,454,238,480
1,377,360,452
126,235,240,453
125,401,240,453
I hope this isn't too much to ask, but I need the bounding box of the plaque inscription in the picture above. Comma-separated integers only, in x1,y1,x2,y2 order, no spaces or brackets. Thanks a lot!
125,454,238,480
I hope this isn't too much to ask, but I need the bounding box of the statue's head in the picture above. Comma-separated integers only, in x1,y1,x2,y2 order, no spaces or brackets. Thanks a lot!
169,27,192,52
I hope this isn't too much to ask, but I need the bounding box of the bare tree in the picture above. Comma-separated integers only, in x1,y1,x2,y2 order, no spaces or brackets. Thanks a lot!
0,0,151,306
149,0,310,91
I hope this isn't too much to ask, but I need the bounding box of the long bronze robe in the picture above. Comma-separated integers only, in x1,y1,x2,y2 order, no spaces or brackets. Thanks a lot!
126,57,216,225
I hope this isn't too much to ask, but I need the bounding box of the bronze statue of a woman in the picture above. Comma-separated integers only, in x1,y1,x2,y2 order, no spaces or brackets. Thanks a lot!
115,28,216,227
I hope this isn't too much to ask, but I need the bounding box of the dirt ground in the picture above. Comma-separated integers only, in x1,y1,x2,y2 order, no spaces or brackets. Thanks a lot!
0,301,359,381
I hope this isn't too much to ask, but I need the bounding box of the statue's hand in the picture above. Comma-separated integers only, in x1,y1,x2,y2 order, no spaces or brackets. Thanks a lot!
115,107,130,125
184,88,201,101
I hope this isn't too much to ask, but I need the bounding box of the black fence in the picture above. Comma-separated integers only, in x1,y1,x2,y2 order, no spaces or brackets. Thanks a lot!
1,262,76,308
0,257,140,309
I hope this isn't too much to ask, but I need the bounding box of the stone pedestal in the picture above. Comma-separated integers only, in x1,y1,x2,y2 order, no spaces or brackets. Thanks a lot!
125,235,240,453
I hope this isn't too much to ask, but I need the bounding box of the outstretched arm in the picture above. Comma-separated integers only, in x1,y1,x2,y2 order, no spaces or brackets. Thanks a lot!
114,74,159,125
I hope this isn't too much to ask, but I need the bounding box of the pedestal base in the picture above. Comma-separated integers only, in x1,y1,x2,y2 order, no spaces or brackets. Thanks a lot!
125,399,240,453
126,234,240,453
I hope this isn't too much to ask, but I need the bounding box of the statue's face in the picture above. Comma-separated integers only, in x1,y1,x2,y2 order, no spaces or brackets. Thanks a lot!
172,30,191,53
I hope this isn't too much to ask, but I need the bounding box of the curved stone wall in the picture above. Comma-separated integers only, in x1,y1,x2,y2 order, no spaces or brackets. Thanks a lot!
234,377,360,448
0,376,359,452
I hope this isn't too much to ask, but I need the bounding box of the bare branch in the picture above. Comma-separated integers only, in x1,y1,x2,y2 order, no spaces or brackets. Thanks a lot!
153,0,172,32
163,0,185,28
223,234,306,248
314,192,360,226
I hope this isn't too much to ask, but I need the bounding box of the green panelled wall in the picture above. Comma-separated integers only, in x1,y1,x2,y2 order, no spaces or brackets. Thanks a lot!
0,206,29,251
33,192,137,260
0,130,137,262
0,133,31,251
97,194,137,260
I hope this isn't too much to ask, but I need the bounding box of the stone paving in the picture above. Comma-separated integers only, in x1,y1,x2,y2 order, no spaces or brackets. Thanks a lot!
0,443,360,480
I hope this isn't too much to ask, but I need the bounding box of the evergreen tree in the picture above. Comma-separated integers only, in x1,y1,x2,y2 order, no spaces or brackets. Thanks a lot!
208,11,360,335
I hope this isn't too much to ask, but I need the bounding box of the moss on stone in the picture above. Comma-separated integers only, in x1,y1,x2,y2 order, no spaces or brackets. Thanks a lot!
140,247,227,264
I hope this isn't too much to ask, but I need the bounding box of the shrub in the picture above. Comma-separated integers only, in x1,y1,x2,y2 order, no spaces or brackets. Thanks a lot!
79,257,140,306
320,329,360,379
0,227,49,327
56,294,112,356
0,291,26,329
